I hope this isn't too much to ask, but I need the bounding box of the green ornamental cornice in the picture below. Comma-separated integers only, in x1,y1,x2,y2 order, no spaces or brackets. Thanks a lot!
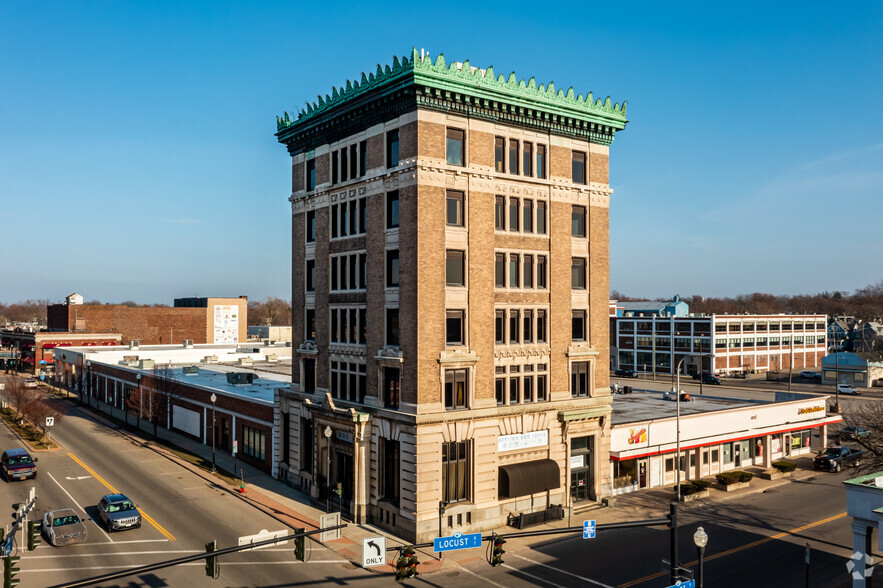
276,49,628,143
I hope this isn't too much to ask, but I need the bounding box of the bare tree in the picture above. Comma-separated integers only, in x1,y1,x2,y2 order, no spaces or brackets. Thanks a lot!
144,365,181,439
840,401,883,472
29,398,66,446
6,377,37,418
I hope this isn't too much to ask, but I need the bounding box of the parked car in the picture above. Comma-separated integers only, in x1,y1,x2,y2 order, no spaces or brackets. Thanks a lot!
840,426,871,442
23,378,38,388
837,384,861,396
800,371,821,380
1,448,37,482
813,445,863,472
42,509,87,546
614,368,639,378
97,494,141,532
702,374,722,385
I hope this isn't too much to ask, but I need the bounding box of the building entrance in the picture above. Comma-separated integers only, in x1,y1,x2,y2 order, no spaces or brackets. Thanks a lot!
570,435,595,503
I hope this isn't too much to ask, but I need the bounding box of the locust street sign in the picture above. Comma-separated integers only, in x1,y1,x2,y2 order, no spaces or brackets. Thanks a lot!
433,531,482,552
362,536,386,567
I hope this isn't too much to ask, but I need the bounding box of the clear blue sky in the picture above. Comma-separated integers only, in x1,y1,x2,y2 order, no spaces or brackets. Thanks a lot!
2,1,880,304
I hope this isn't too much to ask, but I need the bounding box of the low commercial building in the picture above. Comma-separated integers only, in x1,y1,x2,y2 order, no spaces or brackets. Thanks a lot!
608,390,840,493
821,351,883,389
0,329,122,375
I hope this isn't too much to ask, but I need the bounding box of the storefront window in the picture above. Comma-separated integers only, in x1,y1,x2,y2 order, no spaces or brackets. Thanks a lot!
613,459,637,488
722,443,733,464
665,458,674,472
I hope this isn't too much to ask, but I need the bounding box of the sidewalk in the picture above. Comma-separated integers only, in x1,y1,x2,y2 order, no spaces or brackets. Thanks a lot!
60,391,823,576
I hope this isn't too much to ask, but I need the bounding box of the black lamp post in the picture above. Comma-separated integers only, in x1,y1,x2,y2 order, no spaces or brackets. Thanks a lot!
210,393,217,473
324,426,332,512
694,525,708,588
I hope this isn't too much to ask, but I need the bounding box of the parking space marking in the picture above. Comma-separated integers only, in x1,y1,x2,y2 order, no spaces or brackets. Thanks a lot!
67,452,176,541
46,472,112,543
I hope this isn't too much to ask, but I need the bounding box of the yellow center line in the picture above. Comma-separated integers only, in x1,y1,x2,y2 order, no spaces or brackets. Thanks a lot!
618,512,846,587
67,452,176,541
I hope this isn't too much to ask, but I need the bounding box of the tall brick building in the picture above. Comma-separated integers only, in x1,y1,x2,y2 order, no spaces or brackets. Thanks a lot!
275,50,628,541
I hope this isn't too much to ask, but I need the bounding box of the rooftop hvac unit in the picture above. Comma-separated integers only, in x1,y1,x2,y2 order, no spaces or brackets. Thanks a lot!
183,339,194,348
266,354,278,363
264,339,275,346
238,357,254,366
139,359,155,369
183,365,199,375
129,340,140,350
204,355,218,363
225,372,256,385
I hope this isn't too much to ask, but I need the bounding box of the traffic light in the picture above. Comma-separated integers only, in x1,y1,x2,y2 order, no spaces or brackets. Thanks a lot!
4,556,20,588
293,527,305,562
490,534,506,566
27,520,40,551
395,545,419,582
204,540,219,579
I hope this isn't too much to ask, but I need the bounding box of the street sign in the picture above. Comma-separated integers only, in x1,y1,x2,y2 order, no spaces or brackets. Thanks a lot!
238,529,288,551
433,531,482,552
362,536,386,567
45,417,54,427
665,581,694,588
320,513,341,541
583,519,596,539
233,440,238,455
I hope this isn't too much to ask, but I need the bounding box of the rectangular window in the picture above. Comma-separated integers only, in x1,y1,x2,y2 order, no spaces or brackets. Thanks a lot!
508,254,519,288
383,367,400,408
572,151,586,184
523,309,533,343
571,361,590,397
446,128,465,166
446,250,465,286
509,377,519,403
348,255,356,290
359,140,367,176
495,378,505,405
359,308,366,344
386,308,399,346
508,139,519,175
442,441,470,502
522,142,533,176
306,210,316,242
359,253,367,289
537,310,547,343
495,196,505,230
523,376,533,403
386,249,399,287
306,159,316,191
330,257,338,291
386,129,399,168
495,253,506,288
494,137,505,172
444,369,468,410
495,310,505,344
349,144,357,179
536,201,547,234
386,191,399,228
381,438,400,504
572,205,586,238
349,200,357,235
446,190,464,227
330,204,339,239
340,147,348,182
330,309,338,342
536,374,547,401
523,255,533,289
523,199,533,233
340,201,349,237
358,198,366,233
572,257,586,289
537,256,547,289
300,418,313,471
306,259,315,291
572,310,586,341
305,308,315,341
243,425,266,460
509,198,519,231
509,309,520,344
331,151,339,185
536,144,546,179
446,310,465,346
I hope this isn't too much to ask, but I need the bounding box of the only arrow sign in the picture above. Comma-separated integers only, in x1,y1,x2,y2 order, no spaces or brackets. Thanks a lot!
367,540,381,556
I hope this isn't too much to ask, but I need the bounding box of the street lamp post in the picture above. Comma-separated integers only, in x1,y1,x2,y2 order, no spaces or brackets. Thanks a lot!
693,525,708,588
834,350,841,413
324,426,333,512
210,393,217,473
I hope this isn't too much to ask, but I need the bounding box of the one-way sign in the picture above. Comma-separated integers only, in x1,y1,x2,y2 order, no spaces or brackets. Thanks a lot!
362,536,386,567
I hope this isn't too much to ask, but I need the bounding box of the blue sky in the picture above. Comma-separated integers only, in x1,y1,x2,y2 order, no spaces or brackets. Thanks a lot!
2,1,880,304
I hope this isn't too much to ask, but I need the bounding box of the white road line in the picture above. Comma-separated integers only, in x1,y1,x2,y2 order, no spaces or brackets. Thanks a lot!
455,564,510,587
180,486,207,491
159,472,179,476
46,472,112,543
507,553,614,588
501,564,569,588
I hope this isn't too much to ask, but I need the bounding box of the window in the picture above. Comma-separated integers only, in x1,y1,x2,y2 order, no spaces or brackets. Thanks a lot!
495,378,505,405
306,259,315,291
300,418,313,472
523,376,533,402
243,425,266,461
508,254,519,288
523,255,533,289
509,309,520,344
340,148,348,182
306,210,316,242
330,361,367,403
386,308,399,346
331,151,339,185
386,191,399,228
386,129,399,168
523,199,533,233
537,256,547,289
571,361,591,397
446,190,464,226
572,205,586,238
537,310,547,343
522,142,533,176
330,257,338,290
494,137,505,172
380,438,400,504
536,144,546,179
359,140,367,176
509,376,519,403
572,310,586,341
383,368,400,409
572,257,586,289
536,201,547,234
523,309,533,343
508,139,519,175
349,144,357,179
572,151,586,184
442,441,470,502
305,308,315,341
446,128,465,166
495,196,505,230
386,250,399,287
509,198,519,231
495,310,505,344
306,159,315,191
446,250,465,286
359,198,366,232
330,252,365,292
444,369,468,410
446,310,465,346
495,253,506,288
359,253,366,289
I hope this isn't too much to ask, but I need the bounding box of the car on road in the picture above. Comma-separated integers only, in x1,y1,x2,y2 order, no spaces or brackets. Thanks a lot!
813,445,863,472
23,378,38,388
42,509,87,546
702,374,722,385
97,494,141,532
837,384,861,396
1,448,37,482
840,426,871,442
800,371,821,380
614,368,639,378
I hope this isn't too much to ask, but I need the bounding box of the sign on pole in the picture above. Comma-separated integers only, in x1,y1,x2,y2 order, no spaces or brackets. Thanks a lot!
45,417,54,427
433,531,482,552
320,513,341,541
665,581,694,588
583,520,596,539
238,529,288,551
362,536,386,567
233,440,238,455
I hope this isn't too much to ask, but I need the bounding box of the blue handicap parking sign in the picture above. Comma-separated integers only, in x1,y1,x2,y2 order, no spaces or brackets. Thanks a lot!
583,520,596,539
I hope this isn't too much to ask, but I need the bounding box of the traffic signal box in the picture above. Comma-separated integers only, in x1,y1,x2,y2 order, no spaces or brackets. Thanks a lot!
395,545,419,582
26,521,40,552
3,556,20,588
491,534,506,567
293,527,305,562
205,540,219,579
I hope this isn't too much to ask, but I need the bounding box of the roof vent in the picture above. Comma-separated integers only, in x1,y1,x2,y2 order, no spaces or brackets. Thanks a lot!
129,340,140,350
183,339,194,348
183,365,199,375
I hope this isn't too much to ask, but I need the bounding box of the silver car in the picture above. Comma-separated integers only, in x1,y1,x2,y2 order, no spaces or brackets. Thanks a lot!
97,494,141,532
43,509,87,546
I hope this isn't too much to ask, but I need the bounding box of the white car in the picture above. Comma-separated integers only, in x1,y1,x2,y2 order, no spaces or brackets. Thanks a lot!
837,384,861,396
43,509,87,546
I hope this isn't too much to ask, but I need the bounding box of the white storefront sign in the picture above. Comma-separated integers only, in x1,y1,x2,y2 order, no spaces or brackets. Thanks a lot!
571,455,585,469
497,430,549,453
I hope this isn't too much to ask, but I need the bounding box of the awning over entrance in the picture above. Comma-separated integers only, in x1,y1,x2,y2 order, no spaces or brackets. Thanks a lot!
498,459,560,499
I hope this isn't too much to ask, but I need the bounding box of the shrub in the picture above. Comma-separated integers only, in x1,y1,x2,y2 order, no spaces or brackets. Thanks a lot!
715,471,742,485
675,482,699,495
772,460,796,473
737,471,753,483
691,479,712,490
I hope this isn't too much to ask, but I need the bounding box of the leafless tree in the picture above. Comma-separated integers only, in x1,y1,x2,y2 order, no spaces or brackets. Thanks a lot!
144,365,181,439
839,401,883,472
5,377,37,418
28,398,66,446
